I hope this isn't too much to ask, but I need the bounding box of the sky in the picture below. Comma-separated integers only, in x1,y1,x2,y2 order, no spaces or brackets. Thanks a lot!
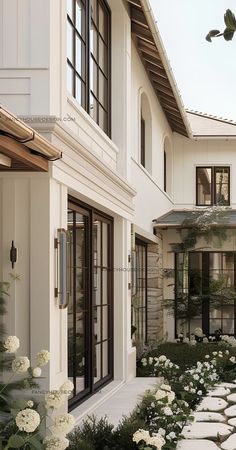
149,0,236,120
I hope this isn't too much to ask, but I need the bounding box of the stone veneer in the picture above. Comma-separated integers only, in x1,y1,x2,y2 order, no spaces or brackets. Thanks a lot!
147,240,163,341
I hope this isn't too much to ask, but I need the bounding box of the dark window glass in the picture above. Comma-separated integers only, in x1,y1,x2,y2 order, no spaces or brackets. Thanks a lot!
196,166,230,206
67,0,110,136
175,252,236,337
141,117,145,168
164,150,166,192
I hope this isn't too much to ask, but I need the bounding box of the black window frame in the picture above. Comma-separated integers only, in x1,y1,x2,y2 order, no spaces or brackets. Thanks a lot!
67,0,111,137
196,166,230,206
140,116,145,168
175,251,236,337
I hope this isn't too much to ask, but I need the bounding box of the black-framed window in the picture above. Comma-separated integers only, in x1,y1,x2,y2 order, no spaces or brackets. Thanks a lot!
141,117,145,168
175,251,236,337
67,198,113,409
164,150,167,192
67,0,111,135
131,239,147,345
196,166,230,206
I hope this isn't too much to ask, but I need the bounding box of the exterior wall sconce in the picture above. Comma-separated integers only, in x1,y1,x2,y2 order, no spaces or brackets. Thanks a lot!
54,229,69,309
10,241,17,268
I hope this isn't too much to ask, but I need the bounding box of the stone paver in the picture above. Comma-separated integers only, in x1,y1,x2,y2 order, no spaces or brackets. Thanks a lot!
225,406,236,417
177,440,219,450
207,388,231,397
182,423,233,440
228,394,236,403
197,397,228,412
228,419,236,427
193,412,225,422
221,433,236,449
180,380,236,449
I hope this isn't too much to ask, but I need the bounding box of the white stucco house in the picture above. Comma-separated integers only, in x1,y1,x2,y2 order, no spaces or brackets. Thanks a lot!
0,0,236,419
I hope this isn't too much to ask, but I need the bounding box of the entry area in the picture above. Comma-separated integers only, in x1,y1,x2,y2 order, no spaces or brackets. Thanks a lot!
67,198,113,409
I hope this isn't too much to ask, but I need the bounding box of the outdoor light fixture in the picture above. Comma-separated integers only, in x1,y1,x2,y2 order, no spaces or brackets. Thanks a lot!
10,241,17,268
55,229,69,309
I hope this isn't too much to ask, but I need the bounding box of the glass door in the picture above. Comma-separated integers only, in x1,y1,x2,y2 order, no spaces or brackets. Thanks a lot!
68,200,113,408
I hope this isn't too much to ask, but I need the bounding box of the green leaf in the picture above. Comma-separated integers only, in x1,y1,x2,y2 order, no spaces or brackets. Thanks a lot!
10,408,20,419
28,436,44,450
224,28,235,41
8,435,25,448
11,399,28,410
224,9,236,30
205,29,220,42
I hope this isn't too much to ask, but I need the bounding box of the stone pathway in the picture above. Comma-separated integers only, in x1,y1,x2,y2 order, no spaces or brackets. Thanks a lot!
177,381,236,450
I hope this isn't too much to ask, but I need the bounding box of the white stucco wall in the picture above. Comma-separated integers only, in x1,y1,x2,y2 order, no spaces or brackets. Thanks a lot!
173,134,236,209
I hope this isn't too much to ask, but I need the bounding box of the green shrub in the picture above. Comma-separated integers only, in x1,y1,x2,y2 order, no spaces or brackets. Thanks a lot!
113,416,145,450
137,342,236,375
68,416,114,450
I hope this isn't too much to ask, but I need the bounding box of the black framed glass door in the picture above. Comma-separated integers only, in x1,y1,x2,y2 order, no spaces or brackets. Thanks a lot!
68,199,113,408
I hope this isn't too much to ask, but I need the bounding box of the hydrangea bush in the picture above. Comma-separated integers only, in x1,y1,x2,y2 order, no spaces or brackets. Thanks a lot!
0,336,75,450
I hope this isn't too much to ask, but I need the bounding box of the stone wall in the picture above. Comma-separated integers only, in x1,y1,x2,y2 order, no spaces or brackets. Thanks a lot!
147,239,163,341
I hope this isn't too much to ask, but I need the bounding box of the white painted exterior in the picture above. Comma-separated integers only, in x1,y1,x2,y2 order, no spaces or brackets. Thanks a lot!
0,0,236,419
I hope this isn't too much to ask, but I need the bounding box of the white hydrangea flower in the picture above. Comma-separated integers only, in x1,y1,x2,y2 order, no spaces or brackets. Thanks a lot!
162,406,173,416
3,336,20,353
32,367,42,377
194,327,203,337
45,391,67,409
158,428,166,436
43,436,69,450
158,355,167,362
12,356,30,373
15,408,40,433
230,356,236,363
147,433,166,449
51,413,75,435
27,400,34,408
160,384,171,392
133,429,150,444
36,350,50,367
60,380,74,396
155,389,167,402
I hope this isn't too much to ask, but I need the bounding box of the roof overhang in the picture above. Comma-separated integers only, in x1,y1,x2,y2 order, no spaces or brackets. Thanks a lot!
127,0,192,138
0,106,62,171
153,209,236,230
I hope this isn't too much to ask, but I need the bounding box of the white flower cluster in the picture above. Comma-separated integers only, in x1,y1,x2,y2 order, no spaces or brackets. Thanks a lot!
181,359,218,394
15,408,40,433
222,335,236,347
45,380,74,410
3,335,20,353
154,384,175,404
51,413,75,436
12,356,30,373
36,349,50,367
43,436,69,450
141,355,179,377
133,429,165,450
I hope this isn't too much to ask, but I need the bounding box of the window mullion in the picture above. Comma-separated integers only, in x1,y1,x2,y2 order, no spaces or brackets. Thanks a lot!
86,0,91,113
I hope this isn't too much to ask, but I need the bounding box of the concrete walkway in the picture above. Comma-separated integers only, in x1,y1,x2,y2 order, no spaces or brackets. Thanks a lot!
84,377,158,428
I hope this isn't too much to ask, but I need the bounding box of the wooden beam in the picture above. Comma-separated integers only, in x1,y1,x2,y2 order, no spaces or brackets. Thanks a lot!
131,22,154,44
127,0,141,7
141,51,167,70
153,83,175,99
164,110,185,125
0,135,48,171
150,73,171,89
131,6,148,26
138,40,161,59
145,61,167,78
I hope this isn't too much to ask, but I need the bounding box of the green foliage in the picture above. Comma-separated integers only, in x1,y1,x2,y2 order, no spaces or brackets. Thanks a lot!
206,9,236,42
113,416,146,450
68,416,115,450
137,342,236,373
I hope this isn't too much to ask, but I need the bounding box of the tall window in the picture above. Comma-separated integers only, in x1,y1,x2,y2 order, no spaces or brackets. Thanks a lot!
140,93,152,173
175,252,236,337
140,117,145,168
164,150,167,192
196,166,230,206
67,0,111,135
